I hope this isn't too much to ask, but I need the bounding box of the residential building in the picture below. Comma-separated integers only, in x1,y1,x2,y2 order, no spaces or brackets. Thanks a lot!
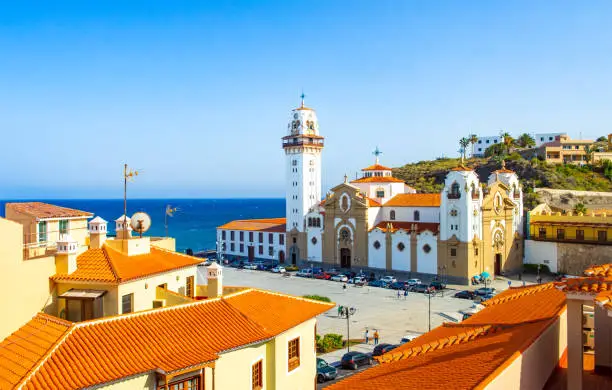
525,203,611,274
217,98,525,284
534,132,566,147
471,135,502,157
536,134,594,165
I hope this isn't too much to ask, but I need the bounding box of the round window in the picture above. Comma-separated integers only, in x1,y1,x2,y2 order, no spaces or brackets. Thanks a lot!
423,244,431,253
373,241,381,250
311,237,317,245
397,242,405,251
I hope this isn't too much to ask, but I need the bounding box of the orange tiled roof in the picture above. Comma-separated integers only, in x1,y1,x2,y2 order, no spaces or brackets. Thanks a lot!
5,202,92,219
371,221,439,234
384,193,441,207
585,264,612,277
361,163,392,171
51,245,202,283
326,283,566,390
450,165,473,171
351,176,405,183
217,218,286,232
365,197,382,207
493,169,515,174
555,263,612,313
0,289,334,390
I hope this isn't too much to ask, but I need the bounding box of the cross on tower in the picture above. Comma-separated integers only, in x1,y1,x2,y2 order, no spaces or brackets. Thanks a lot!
300,91,305,108
373,146,383,164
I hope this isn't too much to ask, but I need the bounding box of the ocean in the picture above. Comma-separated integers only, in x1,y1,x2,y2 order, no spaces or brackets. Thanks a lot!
0,199,285,253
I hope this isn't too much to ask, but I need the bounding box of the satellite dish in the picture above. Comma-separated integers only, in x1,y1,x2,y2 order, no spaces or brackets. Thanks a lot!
130,212,151,237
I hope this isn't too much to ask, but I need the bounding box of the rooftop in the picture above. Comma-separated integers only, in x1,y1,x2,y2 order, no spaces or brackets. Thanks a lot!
50,244,202,283
0,289,334,390
383,193,441,207
217,217,286,232
361,163,392,171
350,176,405,183
5,202,93,219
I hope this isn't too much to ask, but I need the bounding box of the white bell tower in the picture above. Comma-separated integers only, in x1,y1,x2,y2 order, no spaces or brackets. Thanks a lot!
283,94,324,232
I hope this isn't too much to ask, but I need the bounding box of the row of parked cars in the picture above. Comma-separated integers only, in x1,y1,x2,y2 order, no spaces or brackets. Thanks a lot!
453,287,496,301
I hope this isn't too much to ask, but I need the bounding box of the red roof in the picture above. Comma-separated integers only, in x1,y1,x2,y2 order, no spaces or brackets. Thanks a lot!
361,163,392,171
384,193,441,207
0,290,334,389
5,202,92,219
351,176,405,183
217,218,286,232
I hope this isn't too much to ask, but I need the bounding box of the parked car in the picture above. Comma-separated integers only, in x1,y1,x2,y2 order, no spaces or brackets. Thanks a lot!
380,276,397,284
372,343,397,357
413,284,433,294
400,332,423,344
340,351,372,370
271,266,286,273
295,269,314,277
389,281,409,290
429,281,447,290
243,263,258,270
314,272,332,280
229,260,244,268
326,268,341,277
368,280,389,288
454,290,476,300
475,287,496,296
350,276,368,286
316,358,337,383
331,274,349,282
407,278,421,286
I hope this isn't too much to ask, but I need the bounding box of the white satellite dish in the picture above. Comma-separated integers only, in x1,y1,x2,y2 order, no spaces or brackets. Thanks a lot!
130,212,151,237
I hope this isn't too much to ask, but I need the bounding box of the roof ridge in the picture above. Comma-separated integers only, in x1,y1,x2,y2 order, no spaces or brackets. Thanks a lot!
101,244,122,282
483,283,554,306
224,287,336,308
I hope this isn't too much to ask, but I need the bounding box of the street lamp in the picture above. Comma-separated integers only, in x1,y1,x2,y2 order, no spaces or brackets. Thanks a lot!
427,287,433,331
340,306,357,352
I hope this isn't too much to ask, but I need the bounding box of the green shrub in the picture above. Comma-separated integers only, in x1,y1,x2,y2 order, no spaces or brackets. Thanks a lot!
507,152,523,161
316,333,344,353
303,295,331,303
523,263,550,274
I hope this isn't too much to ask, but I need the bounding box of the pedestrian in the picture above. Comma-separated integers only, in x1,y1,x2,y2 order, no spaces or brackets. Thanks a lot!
522,280,526,287
537,276,542,285
373,330,380,345
397,289,401,299
338,305,343,317
404,289,408,300
365,328,369,344
343,283,347,291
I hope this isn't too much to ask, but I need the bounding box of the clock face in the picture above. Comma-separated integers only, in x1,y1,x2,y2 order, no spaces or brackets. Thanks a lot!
293,113,298,119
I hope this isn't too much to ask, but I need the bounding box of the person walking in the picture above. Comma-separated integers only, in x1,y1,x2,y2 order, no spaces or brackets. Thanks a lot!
338,305,343,317
343,283,347,292
373,330,380,345
365,328,369,344
404,289,408,300
397,289,401,299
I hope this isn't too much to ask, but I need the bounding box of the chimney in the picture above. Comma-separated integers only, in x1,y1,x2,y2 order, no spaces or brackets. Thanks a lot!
56,234,78,274
89,216,108,249
207,262,223,298
115,215,132,240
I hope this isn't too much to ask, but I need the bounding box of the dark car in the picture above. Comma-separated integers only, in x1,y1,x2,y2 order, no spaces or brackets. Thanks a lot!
475,287,496,296
389,281,409,290
316,358,337,383
413,284,433,294
454,290,475,300
368,280,389,288
429,281,447,290
372,343,398,357
340,351,372,370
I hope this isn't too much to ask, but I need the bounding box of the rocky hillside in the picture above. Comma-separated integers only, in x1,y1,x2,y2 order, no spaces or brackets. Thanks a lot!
393,157,612,210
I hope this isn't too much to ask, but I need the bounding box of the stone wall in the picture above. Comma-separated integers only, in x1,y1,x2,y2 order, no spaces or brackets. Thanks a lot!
557,242,612,275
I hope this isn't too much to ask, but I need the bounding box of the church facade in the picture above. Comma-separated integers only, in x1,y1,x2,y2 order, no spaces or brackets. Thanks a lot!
217,99,524,284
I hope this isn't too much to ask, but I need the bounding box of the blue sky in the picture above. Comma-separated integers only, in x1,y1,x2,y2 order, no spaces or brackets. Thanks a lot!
1,1,611,199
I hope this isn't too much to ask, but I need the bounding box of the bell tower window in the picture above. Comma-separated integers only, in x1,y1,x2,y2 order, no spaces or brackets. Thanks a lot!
448,182,461,199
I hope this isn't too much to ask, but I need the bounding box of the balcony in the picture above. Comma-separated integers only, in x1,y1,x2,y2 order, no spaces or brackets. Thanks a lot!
282,136,324,149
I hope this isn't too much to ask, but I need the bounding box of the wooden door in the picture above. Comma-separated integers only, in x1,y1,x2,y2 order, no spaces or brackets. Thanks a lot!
248,246,255,261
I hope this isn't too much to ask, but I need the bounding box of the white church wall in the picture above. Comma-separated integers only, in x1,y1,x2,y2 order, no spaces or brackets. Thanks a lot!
416,231,438,274
383,207,439,223
306,228,323,263
368,229,387,270
367,207,382,229
391,231,411,272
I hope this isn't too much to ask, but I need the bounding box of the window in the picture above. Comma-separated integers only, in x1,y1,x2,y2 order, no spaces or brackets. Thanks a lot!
292,237,297,244
186,276,194,298
474,247,479,256
538,228,546,239
164,377,199,390
414,210,420,221
423,244,431,253
340,228,350,241
59,220,68,235
122,294,133,314
231,231,235,240
450,248,457,257
230,243,235,251
486,140,490,144
240,244,244,253
450,209,458,217
541,137,544,141
252,360,263,390
222,230,226,240
280,234,285,245
373,241,381,249
576,229,584,241
376,190,385,198
449,182,460,199
259,246,263,255
258,232,263,243
556,229,565,240
598,231,608,242
308,217,313,227
292,159,297,166
478,140,482,144
390,210,396,221
311,237,317,245
269,233,274,243
397,242,405,251
249,232,254,242
38,221,47,243
269,246,274,256
288,337,300,371
240,231,244,242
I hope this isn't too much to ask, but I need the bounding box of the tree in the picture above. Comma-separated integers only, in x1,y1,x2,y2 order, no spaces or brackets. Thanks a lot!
500,132,515,154
573,203,587,215
517,133,536,148
468,134,478,157
485,143,506,157
584,145,594,165
459,137,470,161
597,136,607,142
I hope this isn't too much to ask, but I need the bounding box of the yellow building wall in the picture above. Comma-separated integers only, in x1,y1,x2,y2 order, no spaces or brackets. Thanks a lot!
529,213,612,242
272,318,317,390
91,373,157,389
150,237,176,251
117,266,198,313
0,218,57,341
213,342,270,390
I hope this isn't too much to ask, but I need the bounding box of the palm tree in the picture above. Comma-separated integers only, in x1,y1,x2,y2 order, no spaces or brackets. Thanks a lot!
584,145,594,165
459,137,470,161
517,133,536,148
499,132,514,154
573,203,587,215
468,134,478,157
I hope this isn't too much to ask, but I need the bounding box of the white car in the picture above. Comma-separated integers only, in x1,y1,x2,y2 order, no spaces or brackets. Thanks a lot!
296,269,313,277
271,266,286,273
380,276,397,284
407,278,421,286
331,274,348,282
243,263,258,270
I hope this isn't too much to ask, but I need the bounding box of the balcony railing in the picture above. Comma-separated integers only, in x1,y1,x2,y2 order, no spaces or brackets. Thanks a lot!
282,138,324,148
447,193,461,199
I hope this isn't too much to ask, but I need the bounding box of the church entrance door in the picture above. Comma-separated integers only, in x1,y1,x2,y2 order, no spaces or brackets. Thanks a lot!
340,248,351,269
279,251,285,264
494,253,502,275
291,252,297,265
248,246,254,262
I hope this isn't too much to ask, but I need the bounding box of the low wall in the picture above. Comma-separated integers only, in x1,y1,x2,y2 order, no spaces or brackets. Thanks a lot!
525,239,611,275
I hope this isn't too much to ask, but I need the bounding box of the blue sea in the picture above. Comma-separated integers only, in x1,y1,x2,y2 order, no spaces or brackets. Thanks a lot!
0,199,285,253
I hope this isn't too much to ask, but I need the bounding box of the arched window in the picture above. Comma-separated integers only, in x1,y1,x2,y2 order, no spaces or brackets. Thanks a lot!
341,195,349,212
390,210,396,220
449,182,461,199
340,228,351,241
414,210,420,221
317,218,321,227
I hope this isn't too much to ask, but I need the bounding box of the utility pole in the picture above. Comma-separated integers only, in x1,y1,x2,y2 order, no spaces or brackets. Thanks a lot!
342,306,357,352
428,288,432,331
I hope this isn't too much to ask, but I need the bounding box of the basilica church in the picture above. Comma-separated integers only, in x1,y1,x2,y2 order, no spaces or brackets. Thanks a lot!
217,98,524,284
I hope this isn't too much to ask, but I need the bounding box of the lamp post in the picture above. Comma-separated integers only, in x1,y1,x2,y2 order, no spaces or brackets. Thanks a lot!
427,286,432,331
341,306,357,352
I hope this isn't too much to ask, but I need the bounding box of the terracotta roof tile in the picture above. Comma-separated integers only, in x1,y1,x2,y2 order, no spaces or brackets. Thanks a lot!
384,193,441,207
51,245,201,283
2,289,334,389
371,221,439,234
350,176,405,183
217,218,286,232
5,202,92,219
450,165,473,171
365,197,381,207
584,263,612,277
361,164,392,171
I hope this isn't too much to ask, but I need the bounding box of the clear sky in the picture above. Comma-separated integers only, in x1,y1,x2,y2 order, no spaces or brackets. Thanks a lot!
1,1,611,199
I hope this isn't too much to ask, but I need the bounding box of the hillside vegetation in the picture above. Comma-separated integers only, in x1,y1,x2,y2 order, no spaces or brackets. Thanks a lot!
393,156,612,209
